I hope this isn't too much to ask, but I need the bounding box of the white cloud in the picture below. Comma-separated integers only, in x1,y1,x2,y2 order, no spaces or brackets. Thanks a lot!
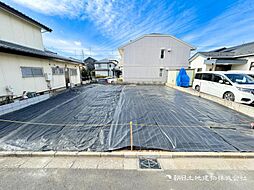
74,41,82,46
84,0,196,49
43,35,119,60
181,0,254,51
10,0,86,18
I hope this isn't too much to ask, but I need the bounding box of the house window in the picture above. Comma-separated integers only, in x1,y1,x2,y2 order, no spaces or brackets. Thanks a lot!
70,68,77,76
52,67,64,75
21,67,43,78
159,68,163,77
97,64,101,68
160,49,165,59
250,62,254,70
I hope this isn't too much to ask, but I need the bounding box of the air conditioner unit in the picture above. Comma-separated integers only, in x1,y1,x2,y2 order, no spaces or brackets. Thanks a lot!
44,73,52,81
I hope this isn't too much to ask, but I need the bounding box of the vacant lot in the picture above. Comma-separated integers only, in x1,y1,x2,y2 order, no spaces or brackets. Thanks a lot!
0,84,253,152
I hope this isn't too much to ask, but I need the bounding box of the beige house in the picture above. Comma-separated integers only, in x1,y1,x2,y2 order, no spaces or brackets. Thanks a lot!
189,42,254,73
0,2,82,98
118,34,195,83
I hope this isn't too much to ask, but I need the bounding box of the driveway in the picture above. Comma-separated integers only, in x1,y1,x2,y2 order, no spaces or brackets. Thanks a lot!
0,84,253,151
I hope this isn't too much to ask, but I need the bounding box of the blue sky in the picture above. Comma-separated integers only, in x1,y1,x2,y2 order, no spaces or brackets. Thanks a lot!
2,0,254,60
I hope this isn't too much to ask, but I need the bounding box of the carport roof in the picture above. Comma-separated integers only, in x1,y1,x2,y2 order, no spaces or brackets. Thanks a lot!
0,40,83,64
204,59,248,65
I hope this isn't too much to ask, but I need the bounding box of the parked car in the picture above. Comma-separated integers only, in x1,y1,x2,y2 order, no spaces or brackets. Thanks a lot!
193,71,254,104
96,78,108,84
106,77,117,84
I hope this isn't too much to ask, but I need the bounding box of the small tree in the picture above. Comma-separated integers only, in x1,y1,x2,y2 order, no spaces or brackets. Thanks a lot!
81,68,89,80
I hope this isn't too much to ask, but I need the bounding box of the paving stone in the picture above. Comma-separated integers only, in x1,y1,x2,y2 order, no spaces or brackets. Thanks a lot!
170,158,231,170
0,157,27,168
20,157,52,168
97,157,124,169
123,158,137,170
45,157,76,168
158,158,178,170
72,157,100,169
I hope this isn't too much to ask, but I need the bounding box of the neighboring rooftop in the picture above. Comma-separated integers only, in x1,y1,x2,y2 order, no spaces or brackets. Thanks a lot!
0,40,83,64
84,57,97,63
95,58,118,64
0,1,52,32
191,41,254,61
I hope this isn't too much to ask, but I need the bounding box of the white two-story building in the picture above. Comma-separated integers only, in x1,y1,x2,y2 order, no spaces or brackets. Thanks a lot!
0,2,82,98
118,34,195,83
94,59,117,78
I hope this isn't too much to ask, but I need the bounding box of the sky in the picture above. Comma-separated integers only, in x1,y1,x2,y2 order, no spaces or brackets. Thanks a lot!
2,0,254,60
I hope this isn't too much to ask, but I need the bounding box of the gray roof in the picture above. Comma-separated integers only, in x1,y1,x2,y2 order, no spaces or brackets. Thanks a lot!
0,40,83,64
0,2,52,32
95,58,118,65
190,41,254,62
200,41,254,58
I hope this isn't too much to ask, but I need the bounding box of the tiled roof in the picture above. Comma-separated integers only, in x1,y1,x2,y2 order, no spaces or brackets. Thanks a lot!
0,40,83,64
201,42,254,58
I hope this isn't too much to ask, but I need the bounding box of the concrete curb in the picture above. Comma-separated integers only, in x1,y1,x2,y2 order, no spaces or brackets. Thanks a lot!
0,151,254,158
166,83,254,118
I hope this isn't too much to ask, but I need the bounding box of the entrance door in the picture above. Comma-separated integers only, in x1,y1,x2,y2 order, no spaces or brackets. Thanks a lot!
65,68,70,88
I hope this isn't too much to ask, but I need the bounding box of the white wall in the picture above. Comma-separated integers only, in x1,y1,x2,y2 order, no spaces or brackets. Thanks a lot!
95,71,109,77
231,56,254,70
121,36,192,83
190,55,254,72
190,54,208,72
0,9,44,50
95,63,116,77
0,53,81,97
69,65,81,85
167,69,195,86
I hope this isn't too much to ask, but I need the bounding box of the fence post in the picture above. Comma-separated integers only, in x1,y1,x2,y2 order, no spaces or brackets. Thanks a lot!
130,121,133,151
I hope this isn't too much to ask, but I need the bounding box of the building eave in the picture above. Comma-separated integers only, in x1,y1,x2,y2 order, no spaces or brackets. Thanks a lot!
118,34,196,50
0,40,83,65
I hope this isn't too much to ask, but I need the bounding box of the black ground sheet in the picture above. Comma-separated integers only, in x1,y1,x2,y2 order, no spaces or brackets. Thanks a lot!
0,84,253,152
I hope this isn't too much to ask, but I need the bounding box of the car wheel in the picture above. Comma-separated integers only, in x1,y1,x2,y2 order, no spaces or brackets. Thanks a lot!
223,92,235,101
195,85,200,92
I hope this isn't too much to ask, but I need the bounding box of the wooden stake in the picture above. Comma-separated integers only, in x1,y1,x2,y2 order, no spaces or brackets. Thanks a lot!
130,121,133,151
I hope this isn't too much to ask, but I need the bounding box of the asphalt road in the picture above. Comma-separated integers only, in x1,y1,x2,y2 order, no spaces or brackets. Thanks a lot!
0,168,253,190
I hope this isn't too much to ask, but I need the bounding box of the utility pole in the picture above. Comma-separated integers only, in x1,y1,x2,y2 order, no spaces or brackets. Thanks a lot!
81,49,85,61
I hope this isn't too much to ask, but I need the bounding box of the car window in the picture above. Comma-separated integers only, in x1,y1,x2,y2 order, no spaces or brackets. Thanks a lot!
225,74,254,84
213,74,223,83
195,73,202,79
202,73,213,81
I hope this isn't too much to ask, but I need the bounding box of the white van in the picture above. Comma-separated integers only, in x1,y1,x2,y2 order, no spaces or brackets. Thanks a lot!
192,71,254,104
